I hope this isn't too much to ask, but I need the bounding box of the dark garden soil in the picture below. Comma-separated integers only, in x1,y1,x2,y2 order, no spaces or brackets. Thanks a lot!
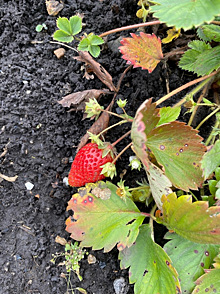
0,1,212,294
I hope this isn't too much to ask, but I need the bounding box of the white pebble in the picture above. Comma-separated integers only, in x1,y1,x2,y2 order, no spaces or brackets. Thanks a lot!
25,182,34,190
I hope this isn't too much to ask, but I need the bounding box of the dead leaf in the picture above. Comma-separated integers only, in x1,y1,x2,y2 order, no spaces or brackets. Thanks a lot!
77,110,109,152
0,173,18,182
58,89,109,111
74,51,116,92
45,0,64,16
55,235,67,246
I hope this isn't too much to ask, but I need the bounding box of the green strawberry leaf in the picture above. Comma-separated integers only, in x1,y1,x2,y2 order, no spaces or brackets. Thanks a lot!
157,193,220,244
53,30,74,43
66,181,145,252
164,232,219,293
88,45,101,58
119,33,163,73
151,0,220,30
119,224,181,294
157,106,181,126
69,15,82,36
192,253,220,294
179,42,220,76
199,24,220,42
78,38,90,51
88,34,104,46
201,140,220,180
57,17,72,35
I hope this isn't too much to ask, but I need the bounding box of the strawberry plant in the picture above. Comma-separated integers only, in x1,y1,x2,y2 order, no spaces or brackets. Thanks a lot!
46,1,220,293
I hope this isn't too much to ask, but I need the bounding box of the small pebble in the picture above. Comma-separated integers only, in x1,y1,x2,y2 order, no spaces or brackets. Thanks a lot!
88,254,96,264
63,177,69,186
54,48,66,59
113,277,128,294
25,182,34,190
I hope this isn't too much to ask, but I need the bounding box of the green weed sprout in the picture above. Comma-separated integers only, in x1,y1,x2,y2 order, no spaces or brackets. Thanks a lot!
53,16,104,57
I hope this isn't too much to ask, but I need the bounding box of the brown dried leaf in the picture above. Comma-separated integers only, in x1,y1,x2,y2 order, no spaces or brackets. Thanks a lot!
0,173,18,182
74,51,116,92
55,235,67,246
45,0,64,16
77,110,109,152
58,89,109,110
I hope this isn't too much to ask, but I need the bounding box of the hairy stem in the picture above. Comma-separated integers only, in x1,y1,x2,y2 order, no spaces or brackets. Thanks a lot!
156,70,220,106
205,113,220,146
112,141,132,164
99,20,161,38
100,108,133,121
97,120,128,137
188,83,210,126
50,41,78,52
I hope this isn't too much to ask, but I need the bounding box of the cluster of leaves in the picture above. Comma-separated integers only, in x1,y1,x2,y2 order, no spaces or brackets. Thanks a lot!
53,16,104,57
51,240,86,281
48,1,220,293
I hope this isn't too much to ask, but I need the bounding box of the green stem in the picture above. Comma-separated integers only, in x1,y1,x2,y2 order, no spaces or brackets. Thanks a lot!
100,108,133,121
112,141,132,164
149,204,157,241
99,20,161,38
97,120,128,137
50,41,78,52
205,113,220,146
195,107,219,130
188,83,210,126
156,71,219,107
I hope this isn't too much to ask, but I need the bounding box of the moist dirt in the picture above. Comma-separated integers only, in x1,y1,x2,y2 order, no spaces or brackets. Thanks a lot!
0,1,210,294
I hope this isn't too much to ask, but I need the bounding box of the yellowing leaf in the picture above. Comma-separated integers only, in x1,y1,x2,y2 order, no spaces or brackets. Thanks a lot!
119,33,163,73
162,27,181,44
119,225,181,294
66,181,145,252
157,193,220,244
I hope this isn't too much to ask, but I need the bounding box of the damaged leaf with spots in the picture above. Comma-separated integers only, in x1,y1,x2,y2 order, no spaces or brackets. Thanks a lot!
192,253,220,293
131,98,206,193
164,232,219,293
66,181,145,252
156,193,220,244
119,224,181,294
119,33,163,73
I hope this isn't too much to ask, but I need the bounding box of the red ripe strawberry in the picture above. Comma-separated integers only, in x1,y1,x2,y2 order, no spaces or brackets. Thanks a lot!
68,143,115,187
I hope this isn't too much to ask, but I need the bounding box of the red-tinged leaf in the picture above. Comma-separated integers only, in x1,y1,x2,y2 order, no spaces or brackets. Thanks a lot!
119,224,181,294
146,121,206,191
131,98,206,193
119,33,163,73
131,98,160,169
66,181,145,252
157,193,220,244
